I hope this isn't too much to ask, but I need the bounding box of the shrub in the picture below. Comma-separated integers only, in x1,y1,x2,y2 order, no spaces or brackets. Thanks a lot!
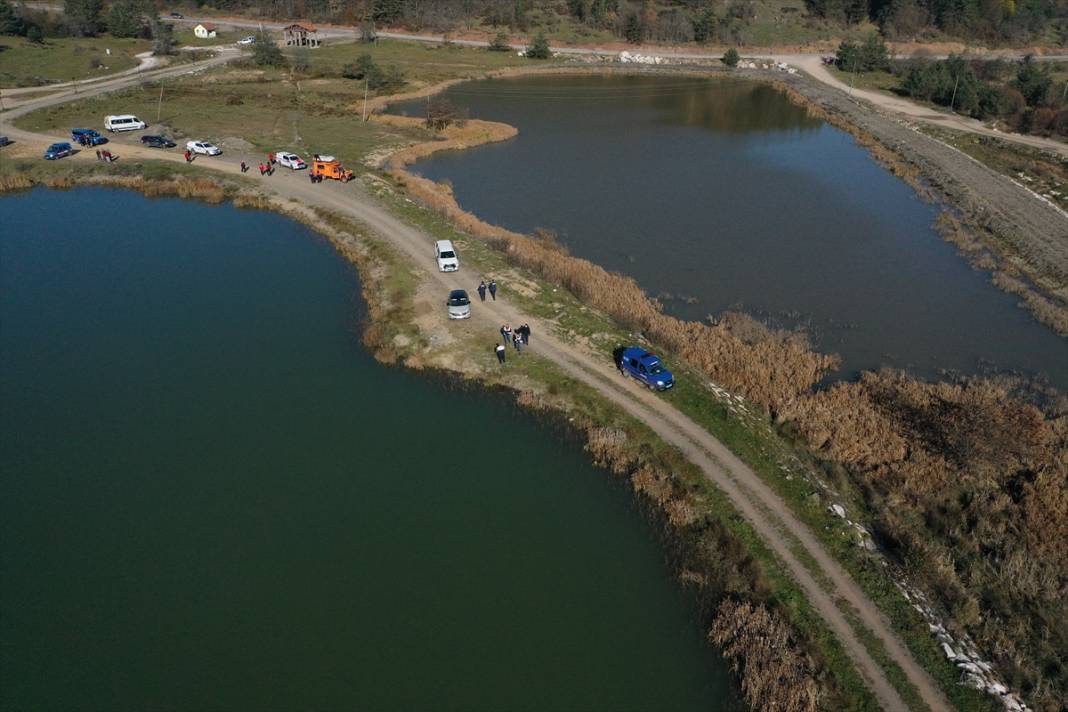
488,30,510,51
251,30,285,67
722,48,740,67
525,32,550,59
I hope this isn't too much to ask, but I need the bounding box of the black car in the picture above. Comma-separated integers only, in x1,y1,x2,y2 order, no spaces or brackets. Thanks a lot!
169,11,183,18
141,135,177,149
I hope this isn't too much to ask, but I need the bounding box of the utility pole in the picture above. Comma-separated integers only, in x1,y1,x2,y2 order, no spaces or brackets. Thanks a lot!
362,76,369,122
157,79,164,122
949,72,961,114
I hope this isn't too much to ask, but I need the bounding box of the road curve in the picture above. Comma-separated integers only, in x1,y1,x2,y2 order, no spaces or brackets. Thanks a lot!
1,58,953,712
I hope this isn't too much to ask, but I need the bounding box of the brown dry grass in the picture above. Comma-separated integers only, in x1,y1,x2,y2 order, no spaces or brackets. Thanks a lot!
0,174,34,193
710,600,820,712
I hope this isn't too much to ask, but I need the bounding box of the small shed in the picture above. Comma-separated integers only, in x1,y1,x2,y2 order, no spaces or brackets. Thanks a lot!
283,23,320,48
193,23,218,39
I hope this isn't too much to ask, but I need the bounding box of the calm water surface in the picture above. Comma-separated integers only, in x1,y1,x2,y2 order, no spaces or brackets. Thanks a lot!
0,188,735,710
393,75,1067,388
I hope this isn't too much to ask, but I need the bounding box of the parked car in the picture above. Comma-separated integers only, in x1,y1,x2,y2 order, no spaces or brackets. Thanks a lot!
104,114,147,132
169,11,184,18
0,135,11,147
435,240,459,272
446,289,471,319
617,347,675,391
141,135,176,149
71,128,108,146
186,140,222,156
275,151,306,170
44,142,74,160
237,35,256,45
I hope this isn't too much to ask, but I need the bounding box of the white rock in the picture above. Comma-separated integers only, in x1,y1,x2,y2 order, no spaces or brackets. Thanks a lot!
829,504,846,518
941,642,957,660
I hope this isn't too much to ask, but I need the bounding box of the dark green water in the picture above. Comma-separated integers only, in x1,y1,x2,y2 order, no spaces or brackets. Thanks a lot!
393,75,1067,389
0,188,735,710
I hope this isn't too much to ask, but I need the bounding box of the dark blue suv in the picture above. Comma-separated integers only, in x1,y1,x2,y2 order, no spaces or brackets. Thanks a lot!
618,347,675,391
71,128,108,146
44,142,74,160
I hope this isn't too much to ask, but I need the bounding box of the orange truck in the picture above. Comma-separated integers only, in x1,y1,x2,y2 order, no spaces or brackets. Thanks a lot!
310,154,354,182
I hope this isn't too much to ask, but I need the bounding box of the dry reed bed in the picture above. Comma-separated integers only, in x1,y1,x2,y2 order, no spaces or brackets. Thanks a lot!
384,92,1068,709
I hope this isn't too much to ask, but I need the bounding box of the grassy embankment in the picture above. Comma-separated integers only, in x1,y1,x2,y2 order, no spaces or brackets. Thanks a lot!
9,39,1065,710
0,35,150,88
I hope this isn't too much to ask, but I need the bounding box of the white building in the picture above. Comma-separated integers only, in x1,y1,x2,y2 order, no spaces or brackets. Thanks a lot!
193,23,218,39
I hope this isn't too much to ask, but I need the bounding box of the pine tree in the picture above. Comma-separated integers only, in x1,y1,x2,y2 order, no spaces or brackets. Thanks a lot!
64,0,103,36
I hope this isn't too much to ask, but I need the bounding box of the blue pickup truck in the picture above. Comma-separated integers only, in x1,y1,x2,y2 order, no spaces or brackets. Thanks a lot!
617,347,675,391
71,128,108,146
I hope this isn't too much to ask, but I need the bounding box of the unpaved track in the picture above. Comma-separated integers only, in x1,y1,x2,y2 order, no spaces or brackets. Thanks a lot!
4,82,952,710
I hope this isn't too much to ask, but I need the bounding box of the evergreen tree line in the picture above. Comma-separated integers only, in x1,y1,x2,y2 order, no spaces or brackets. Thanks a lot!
0,0,174,53
835,33,1067,135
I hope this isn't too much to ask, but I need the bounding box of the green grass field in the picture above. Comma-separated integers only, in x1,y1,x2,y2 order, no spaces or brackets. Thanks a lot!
0,35,151,88
292,38,562,85
12,38,554,168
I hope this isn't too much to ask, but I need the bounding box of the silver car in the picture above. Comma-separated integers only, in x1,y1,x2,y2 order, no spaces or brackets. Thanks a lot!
446,289,471,319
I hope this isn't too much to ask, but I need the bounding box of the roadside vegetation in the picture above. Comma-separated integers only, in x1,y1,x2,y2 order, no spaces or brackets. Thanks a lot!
831,34,1068,138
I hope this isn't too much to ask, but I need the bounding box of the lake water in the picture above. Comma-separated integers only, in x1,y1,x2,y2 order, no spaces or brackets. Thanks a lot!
0,188,735,710
392,75,1067,389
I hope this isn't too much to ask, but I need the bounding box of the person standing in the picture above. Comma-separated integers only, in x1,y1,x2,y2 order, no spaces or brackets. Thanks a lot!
521,323,531,345
240,161,248,173
95,149,102,161
513,334,523,353
499,325,508,344
503,324,513,344
495,343,506,364
267,152,275,166
488,280,497,301
477,281,487,302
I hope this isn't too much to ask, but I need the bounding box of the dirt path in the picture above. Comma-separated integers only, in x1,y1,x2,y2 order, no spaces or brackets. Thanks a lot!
1,85,954,710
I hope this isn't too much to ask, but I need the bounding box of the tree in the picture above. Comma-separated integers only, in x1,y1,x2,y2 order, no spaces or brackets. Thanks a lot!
623,10,643,43
342,52,378,79
251,30,285,67
149,14,173,55
106,0,144,39
64,0,102,36
0,0,23,36
722,47,740,67
692,8,716,43
859,32,888,71
1013,55,1051,107
525,32,550,59
425,95,456,131
488,30,510,51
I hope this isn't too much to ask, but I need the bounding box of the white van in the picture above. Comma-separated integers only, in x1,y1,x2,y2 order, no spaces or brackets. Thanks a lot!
104,115,147,132
435,240,459,272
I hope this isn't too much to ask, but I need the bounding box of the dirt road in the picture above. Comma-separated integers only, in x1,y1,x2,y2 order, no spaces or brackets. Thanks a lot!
2,80,954,710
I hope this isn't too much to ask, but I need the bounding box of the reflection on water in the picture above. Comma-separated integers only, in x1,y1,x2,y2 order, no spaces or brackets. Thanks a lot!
393,75,1067,389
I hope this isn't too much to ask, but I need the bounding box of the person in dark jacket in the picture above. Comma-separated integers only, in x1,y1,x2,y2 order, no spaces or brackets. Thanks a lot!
488,281,497,300
495,343,506,364
477,281,487,302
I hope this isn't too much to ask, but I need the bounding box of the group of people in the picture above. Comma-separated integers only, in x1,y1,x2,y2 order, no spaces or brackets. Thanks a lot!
75,134,96,148
495,323,531,363
94,149,115,162
477,280,497,302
